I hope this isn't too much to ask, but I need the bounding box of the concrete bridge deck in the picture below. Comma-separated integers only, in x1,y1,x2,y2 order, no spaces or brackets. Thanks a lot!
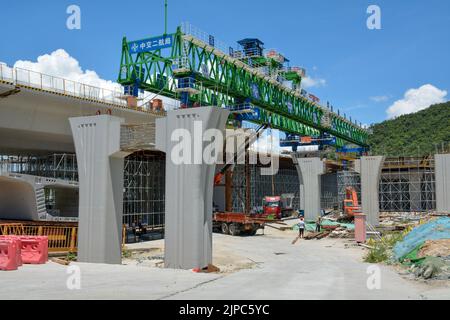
0,65,164,154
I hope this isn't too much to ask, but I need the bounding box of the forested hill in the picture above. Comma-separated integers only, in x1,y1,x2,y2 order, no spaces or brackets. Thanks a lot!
368,102,450,157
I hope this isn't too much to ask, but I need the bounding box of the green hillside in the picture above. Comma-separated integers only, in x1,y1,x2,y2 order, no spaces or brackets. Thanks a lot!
368,102,450,157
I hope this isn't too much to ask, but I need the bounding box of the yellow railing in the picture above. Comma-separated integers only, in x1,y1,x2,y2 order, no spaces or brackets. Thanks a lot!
0,223,126,253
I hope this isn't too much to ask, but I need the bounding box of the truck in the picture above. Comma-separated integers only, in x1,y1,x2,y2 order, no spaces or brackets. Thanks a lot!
259,194,296,219
212,124,272,236
212,212,267,236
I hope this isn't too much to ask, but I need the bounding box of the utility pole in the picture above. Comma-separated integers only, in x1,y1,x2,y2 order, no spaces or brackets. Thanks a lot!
164,0,168,35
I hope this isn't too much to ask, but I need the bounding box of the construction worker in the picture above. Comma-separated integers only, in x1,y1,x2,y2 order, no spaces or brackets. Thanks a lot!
316,216,322,232
298,217,306,239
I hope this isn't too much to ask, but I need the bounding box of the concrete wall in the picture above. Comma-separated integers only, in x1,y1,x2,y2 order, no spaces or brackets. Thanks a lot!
0,175,38,220
435,154,450,212
0,173,79,221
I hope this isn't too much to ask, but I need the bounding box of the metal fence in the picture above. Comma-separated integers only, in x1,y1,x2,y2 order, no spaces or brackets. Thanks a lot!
0,223,78,253
0,64,126,107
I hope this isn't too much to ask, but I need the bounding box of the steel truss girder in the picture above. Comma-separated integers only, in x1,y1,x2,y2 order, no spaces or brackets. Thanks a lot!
118,28,369,147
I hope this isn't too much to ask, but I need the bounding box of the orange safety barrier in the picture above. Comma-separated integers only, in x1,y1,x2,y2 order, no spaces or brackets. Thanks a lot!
20,236,48,264
0,236,22,266
0,239,19,271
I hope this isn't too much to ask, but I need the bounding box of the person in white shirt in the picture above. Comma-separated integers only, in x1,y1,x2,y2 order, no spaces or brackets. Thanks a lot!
298,217,306,239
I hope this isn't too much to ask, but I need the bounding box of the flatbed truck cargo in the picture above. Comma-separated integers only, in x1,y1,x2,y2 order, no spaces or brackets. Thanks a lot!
213,212,277,236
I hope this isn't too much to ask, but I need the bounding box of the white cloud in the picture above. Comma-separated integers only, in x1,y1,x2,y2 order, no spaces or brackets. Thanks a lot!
250,130,281,154
7,49,180,110
302,76,326,89
370,95,389,103
13,49,121,93
386,84,447,118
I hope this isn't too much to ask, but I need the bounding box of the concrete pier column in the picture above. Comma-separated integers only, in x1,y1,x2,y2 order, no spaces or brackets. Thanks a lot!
435,154,450,213
69,115,128,264
292,156,325,220
293,167,305,212
156,107,230,270
355,156,384,226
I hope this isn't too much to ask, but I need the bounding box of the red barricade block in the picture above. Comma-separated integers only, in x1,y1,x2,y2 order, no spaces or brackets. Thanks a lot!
0,240,19,271
0,236,22,266
19,236,48,264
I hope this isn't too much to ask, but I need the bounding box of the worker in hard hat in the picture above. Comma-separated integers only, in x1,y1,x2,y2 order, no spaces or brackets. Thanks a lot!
316,216,322,232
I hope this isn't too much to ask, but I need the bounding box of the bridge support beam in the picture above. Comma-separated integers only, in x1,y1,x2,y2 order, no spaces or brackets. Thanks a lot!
435,154,450,213
292,156,325,220
156,107,229,270
355,156,384,226
70,115,128,264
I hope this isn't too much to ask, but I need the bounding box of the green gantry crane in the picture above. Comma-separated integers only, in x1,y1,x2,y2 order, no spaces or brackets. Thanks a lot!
118,23,369,148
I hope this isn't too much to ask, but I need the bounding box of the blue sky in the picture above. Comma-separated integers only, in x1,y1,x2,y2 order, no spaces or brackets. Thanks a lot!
1,0,449,124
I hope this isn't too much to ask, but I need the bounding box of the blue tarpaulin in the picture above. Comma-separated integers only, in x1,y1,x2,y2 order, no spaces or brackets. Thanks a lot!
393,217,450,260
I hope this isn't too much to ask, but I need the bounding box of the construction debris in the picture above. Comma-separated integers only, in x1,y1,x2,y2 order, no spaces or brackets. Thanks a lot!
394,217,450,260
193,264,221,273
329,227,354,239
389,217,450,280
418,239,450,258
410,257,450,280
304,231,330,240
50,257,70,266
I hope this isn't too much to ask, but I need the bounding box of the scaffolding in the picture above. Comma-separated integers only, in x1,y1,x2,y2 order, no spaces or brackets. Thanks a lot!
0,152,166,229
321,173,338,210
231,164,300,213
380,157,435,212
337,170,361,210
0,154,78,181
122,152,165,229
0,152,440,229
336,156,436,213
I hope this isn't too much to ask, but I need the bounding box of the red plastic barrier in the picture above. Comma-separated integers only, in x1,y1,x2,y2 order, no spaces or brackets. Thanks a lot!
19,236,48,265
0,236,22,266
0,240,19,271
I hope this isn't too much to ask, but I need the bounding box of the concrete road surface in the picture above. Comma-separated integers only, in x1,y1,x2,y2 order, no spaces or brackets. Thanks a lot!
1,228,449,300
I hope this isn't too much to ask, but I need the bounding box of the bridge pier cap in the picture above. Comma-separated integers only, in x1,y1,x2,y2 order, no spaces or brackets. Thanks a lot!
70,115,128,265
156,106,230,270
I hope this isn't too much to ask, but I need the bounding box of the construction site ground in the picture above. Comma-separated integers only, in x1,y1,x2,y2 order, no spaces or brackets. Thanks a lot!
1,222,449,300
